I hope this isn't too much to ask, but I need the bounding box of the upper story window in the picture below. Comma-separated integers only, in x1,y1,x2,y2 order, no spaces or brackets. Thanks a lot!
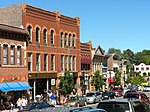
10,46,15,65
136,67,139,70
69,34,72,47
36,53,40,71
141,67,144,71
28,53,32,71
27,25,32,43
72,34,76,47
61,55,64,71
51,54,55,71
69,56,72,70
3,45,8,65
43,29,47,45
146,67,149,70
51,30,54,45
65,56,68,70
64,33,67,47
36,27,40,43
60,32,64,48
73,56,76,70
17,46,21,65
44,54,48,71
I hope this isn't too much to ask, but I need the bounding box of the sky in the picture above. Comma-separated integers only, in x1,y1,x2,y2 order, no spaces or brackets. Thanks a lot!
0,0,150,53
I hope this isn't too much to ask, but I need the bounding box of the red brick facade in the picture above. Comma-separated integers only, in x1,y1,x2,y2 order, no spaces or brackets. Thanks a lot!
0,24,28,83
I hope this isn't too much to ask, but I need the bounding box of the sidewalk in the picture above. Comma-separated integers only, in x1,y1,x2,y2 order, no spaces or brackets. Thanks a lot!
1,108,18,112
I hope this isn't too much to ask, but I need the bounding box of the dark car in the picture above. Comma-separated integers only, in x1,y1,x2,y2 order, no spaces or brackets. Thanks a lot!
102,92,115,100
97,99,150,112
18,101,54,111
124,92,150,103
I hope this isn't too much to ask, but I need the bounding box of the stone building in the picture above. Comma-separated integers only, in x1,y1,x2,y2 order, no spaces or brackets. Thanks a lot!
0,4,81,99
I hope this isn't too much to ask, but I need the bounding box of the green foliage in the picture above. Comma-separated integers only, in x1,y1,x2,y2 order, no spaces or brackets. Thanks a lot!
114,70,121,85
91,70,104,91
58,70,74,95
134,50,150,65
108,48,123,60
131,75,144,85
122,49,135,64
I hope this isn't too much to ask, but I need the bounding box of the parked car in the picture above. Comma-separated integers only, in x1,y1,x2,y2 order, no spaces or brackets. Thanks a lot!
124,91,150,103
70,107,107,112
143,86,150,92
18,101,54,112
123,89,137,98
86,91,102,103
97,99,150,112
102,91,115,100
111,87,124,97
64,96,87,107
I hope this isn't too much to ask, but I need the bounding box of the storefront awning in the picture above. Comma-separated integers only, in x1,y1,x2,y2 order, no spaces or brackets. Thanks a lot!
0,82,32,92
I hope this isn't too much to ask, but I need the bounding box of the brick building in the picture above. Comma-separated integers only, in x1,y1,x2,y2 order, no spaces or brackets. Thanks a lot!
80,41,92,92
0,4,81,99
0,24,31,91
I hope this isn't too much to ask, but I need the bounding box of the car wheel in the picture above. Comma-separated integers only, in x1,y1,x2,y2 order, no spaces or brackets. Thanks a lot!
77,103,80,107
84,101,87,106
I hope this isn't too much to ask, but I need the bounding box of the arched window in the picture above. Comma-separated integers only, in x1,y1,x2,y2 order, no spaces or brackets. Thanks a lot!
69,34,72,47
43,29,47,45
10,45,15,65
72,34,76,47
64,33,67,47
3,45,8,65
60,32,64,48
17,46,21,65
51,30,54,45
27,25,32,43
36,27,40,43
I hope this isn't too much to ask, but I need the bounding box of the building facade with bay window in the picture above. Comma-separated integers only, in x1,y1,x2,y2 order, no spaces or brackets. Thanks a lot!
0,4,81,99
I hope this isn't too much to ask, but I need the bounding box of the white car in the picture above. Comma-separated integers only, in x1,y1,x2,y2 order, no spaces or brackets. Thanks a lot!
143,86,150,92
86,91,102,103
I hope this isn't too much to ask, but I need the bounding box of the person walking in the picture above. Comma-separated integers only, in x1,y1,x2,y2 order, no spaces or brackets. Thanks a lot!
21,96,27,109
16,98,22,111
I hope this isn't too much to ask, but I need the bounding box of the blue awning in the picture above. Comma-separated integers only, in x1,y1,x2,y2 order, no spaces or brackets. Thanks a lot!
0,82,32,92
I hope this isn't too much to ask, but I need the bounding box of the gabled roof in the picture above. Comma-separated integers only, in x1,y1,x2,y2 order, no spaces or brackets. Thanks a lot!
94,45,105,56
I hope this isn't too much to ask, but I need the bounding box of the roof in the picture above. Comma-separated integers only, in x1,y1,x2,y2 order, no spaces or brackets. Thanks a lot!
0,24,28,35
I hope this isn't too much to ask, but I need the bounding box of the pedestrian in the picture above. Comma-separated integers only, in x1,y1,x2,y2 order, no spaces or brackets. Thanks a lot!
21,96,27,109
51,93,56,105
16,98,22,111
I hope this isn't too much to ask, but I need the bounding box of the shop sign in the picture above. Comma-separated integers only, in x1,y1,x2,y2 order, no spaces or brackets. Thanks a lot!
51,79,55,85
1,75,20,82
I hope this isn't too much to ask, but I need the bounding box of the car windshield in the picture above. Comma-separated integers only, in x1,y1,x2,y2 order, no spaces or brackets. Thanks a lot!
86,93,95,97
126,94,139,99
97,102,130,112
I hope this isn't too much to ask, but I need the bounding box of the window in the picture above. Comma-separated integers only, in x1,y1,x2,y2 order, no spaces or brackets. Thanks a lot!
136,67,139,70
72,34,76,47
51,30,54,45
73,56,76,70
27,25,32,43
64,33,67,47
44,54,48,71
17,46,21,65
65,56,68,70
69,56,72,70
141,67,144,71
146,67,149,70
3,45,8,65
69,34,72,47
28,53,32,71
60,32,64,48
36,54,40,71
10,46,15,65
51,54,55,71
61,55,64,71
43,29,47,45
36,27,40,43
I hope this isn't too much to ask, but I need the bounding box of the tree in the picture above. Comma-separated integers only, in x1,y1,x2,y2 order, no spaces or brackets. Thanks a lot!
114,70,121,85
91,70,104,91
108,48,123,60
58,70,74,95
131,75,144,85
122,49,135,64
